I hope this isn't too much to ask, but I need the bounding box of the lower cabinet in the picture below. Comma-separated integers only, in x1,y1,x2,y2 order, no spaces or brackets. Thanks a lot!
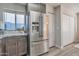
17,37,27,56
5,36,27,56
6,37,17,56
0,40,4,56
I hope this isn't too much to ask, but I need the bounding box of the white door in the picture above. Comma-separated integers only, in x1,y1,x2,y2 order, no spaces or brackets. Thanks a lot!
62,14,74,47
48,14,55,47
62,15,70,46
69,16,74,43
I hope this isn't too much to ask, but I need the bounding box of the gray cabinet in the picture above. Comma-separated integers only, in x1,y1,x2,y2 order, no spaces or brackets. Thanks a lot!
5,36,27,56
6,37,17,56
17,36,27,56
0,40,4,56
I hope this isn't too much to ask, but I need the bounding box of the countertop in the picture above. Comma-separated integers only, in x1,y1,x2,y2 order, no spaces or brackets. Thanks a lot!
0,33,28,39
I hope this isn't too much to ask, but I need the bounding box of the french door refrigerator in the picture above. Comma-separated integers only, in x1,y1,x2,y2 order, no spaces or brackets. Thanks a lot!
29,11,49,56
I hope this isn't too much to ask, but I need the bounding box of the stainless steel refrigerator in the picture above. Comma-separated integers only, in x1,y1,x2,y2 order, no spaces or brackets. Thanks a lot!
29,11,49,56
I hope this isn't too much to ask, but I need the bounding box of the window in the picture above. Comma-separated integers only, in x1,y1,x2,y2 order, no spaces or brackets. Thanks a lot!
25,16,29,32
0,12,4,30
4,12,25,31
16,14,24,31
4,12,15,30
0,20,4,30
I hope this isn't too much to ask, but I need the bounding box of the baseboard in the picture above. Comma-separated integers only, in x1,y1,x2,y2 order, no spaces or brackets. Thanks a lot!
22,54,27,56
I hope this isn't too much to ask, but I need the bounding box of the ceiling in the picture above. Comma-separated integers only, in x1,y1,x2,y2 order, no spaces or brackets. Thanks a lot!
47,3,60,7
19,3,26,5
48,3,79,13
62,3,79,13
18,3,79,13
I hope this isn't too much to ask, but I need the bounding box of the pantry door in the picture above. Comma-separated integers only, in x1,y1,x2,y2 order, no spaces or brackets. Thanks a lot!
62,14,74,47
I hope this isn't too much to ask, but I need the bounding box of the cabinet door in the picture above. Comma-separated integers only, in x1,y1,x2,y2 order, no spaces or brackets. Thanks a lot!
6,37,17,56
62,14,74,47
69,16,74,43
17,37,27,56
0,40,3,56
62,15,70,46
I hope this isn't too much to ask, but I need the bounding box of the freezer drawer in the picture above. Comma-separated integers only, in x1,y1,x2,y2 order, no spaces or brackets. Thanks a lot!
30,40,49,56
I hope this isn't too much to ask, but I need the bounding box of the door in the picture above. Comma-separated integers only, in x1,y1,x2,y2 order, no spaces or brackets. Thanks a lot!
62,14,75,46
48,14,55,47
69,16,74,43
62,15,70,46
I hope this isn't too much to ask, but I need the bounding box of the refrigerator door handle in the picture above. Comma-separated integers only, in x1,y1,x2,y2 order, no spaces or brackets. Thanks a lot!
39,16,43,37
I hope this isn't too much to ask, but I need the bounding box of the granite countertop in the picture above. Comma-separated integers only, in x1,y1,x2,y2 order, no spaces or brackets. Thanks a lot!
0,33,28,39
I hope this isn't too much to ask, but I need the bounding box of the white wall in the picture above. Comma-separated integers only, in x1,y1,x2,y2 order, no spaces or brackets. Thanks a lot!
77,14,79,42
54,6,62,48
46,4,54,14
